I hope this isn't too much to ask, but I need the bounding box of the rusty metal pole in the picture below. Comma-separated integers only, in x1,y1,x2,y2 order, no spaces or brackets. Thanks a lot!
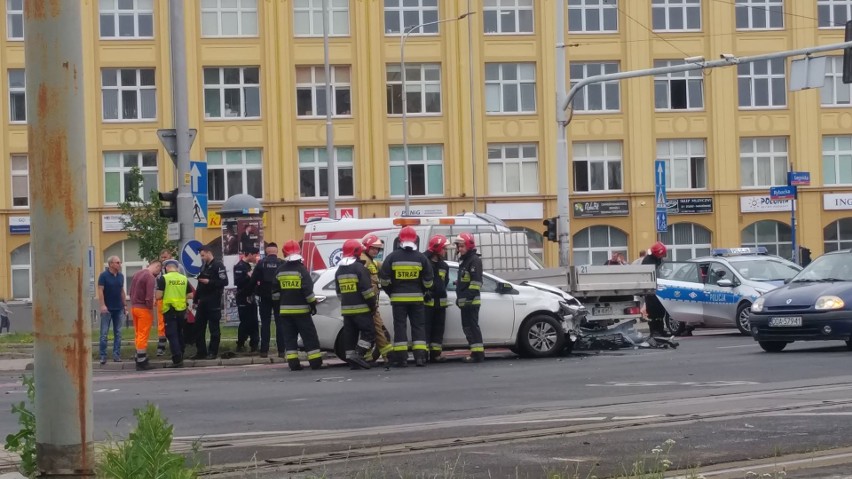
24,1,94,476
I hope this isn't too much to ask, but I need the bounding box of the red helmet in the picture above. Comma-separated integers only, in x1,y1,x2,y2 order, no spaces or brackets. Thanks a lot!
342,239,363,258
399,226,417,244
362,234,384,250
453,233,475,250
427,235,449,255
650,241,667,258
283,240,302,261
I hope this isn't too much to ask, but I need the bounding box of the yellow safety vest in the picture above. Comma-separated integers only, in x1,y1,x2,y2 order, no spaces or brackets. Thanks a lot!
162,271,189,312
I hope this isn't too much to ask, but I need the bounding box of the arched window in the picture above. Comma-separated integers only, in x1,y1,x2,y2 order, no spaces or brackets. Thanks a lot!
10,244,31,300
824,218,852,253
103,239,145,291
659,223,712,261
573,225,628,265
742,220,792,260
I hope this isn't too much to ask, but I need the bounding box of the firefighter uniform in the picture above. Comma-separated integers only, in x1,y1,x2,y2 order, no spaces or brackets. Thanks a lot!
379,246,434,367
276,260,323,370
234,256,259,352
336,258,377,370
157,267,191,366
457,249,485,362
251,253,285,356
361,252,392,359
424,253,450,361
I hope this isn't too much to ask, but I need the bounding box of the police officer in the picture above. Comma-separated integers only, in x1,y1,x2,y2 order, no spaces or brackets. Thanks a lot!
379,226,433,368
643,241,668,336
360,234,392,361
192,246,228,360
234,246,260,352
424,235,450,363
454,233,485,363
250,242,285,358
276,240,323,371
336,239,377,370
156,260,193,368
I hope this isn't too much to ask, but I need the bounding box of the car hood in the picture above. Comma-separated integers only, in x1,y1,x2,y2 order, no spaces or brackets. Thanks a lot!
762,281,852,307
520,280,579,304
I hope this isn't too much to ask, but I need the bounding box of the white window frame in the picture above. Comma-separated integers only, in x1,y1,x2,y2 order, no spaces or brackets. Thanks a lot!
568,0,618,33
572,226,628,266
103,239,145,293
203,67,261,120
487,143,539,195
201,0,259,38
652,0,702,32
388,145,444,197
6,0,23,41
654,60,704,111
822,56,852,107
742,220,792,260
824,218,852,253
298,146,355,199
296,66,352,118
740,137,788,188
660,223,712,261
103,151,158,205
818,0,852,28
206,149,263,202
485,63,537,115
572,141,623,193
293,0,350,37
386,63,442,116
101,68,157,122
656,139,707,190
483,0,534,35
738,58,786,109
735,0,784,30
10,154,28,209
384,0,439,35
570,62,620,113
8,69,25,123
99,0,154,39
823,135,852,186
10,243,31,300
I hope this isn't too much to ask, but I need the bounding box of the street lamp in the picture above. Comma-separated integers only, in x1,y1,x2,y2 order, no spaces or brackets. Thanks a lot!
400,12,475,216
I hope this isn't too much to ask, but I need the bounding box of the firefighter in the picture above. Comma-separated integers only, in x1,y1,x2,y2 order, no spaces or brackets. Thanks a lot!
360,234,392,361
234,246,260,352
454,233,485,363
250,242,285,358
155,260,193,368
379,226,433,368
643,241,668,336
276,240,323,371
424,235,450,363
336,239,377,370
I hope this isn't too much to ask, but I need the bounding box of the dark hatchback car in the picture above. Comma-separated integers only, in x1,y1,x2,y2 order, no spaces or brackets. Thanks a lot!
750,250,852,352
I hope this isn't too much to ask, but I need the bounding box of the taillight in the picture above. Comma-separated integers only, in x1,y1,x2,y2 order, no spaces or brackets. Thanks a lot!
624,306,641,315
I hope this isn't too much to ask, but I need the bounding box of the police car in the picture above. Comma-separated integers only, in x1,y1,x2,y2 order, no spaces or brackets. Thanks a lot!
656,248,802,335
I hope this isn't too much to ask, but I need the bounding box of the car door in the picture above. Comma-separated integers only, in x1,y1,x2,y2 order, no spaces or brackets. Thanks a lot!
701,261,742,327
477,273,516,344
655,262,705,325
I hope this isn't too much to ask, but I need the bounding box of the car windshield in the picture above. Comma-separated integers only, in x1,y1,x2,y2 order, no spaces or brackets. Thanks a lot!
792,254,852,282
730,258,801,282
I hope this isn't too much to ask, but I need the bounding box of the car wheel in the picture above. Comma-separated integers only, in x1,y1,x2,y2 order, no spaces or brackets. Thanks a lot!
758,341,788,353
518,315,566,358
333,331,346,361
664,313,686,336
736,302,752,336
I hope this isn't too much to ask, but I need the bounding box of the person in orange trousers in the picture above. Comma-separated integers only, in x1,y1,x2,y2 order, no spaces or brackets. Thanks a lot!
129,260,163,370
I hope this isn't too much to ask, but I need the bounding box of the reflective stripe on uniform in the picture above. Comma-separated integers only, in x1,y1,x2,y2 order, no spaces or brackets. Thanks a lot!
379,344,393,355
306,349,322,360
357,339,372,349
424,299,434,307
422,279,434,288
393,342,408,352
362,289,376,300
429,343,442,351
412,341,428,351
390,292,424,302
285,350,299,360
341,304,371,315
392,262,422,280
280,305,311,314
277,272,302,289
470,344,485,353
439,298,449,307
469,281,482,291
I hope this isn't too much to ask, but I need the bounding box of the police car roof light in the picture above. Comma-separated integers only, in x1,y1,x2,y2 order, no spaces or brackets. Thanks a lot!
711,247,768,257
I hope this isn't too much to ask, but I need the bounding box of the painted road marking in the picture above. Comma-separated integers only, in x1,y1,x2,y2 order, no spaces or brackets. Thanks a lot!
587,381,759,387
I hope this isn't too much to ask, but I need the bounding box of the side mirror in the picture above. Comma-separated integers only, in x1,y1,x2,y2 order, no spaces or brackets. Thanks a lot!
498,282,514,294
716,279,734,288
316,295,327,303
784,278,792,284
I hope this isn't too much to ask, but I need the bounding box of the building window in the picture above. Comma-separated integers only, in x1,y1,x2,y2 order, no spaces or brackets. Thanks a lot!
293,0,350,36
201,0,258,37
207,149,263,201
103,240,145,292
10,243,30,300
8,69,25,123
573,141,622,192
101,68,156,121
99,0,154,39
6,0,24,40
652,0,701,31
296,66,351,117
824,218,852,252
735,0,783,29
386,64,441,115
298,147,354,199
568,0,618,33
487,144,539,195
203,67,261,119
654,60,704,110
659,223,712,261
822,57,852,107
742,220,792,260
738,58,786,108
823,136,852,185
656,139,707,189
818,0,852,28
740,137,787,187
569,62,620,112
389,145,443,196
485,63,536,114
103,151,158,205
11,155,28,208
384,0,438,35
573,226,628,266
484,0,533,34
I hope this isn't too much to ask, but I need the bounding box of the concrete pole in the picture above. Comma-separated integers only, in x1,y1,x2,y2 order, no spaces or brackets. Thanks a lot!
23,0,94,475
467,0,478,212
554,0,570,267
401,29,411,216
323,0,336,219
169,0,194,243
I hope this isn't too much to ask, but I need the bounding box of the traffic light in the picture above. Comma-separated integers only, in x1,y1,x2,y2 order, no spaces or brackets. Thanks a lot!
799,246,812,267
158,188,178,222
542,217,558,243
843,20,852,84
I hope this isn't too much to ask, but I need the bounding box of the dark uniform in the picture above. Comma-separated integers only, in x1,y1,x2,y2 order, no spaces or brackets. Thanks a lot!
157,269,191,366
234,258,259,352
276,260,323,370
457,248,485,361
193,257,228,358
335,259,377,368
379,248,433,366
251,253,285,355
424,252,450,361
642,253,667,335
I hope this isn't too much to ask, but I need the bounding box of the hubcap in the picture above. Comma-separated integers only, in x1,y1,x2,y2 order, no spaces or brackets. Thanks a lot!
666,315,682,334
739,308,750,330
528,322,557,352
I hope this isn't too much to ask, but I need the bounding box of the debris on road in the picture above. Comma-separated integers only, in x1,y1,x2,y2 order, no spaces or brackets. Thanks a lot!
574,320,679,351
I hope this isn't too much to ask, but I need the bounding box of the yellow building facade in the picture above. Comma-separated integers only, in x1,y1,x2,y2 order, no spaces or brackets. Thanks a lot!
2,0,852,299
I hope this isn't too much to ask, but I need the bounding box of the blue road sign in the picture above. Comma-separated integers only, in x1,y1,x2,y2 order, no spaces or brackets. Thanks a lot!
181,239,204,276
770,185,797,200
656,211,668,233
788,171,810,186
654,160,667,210
190,161,208,227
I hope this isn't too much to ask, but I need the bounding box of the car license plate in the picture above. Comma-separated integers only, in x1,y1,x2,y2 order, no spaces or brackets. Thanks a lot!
592,307,612,316
768,316,802,327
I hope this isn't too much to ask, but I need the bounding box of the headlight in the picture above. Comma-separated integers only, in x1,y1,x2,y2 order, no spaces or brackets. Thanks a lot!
751,297,765,313
815,296,845,310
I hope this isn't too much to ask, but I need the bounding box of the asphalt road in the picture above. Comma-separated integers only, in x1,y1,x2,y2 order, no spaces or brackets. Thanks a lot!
4,329,852,478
